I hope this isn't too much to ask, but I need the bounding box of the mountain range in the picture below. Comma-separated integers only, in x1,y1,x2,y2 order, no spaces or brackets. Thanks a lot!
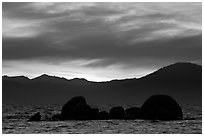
2,62,202,105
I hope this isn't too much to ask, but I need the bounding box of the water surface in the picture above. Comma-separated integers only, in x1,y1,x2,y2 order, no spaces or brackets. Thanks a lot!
2,104,202,134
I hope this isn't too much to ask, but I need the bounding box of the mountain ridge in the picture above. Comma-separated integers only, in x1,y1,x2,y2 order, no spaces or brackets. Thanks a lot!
3,62,201,83
2,62,202,105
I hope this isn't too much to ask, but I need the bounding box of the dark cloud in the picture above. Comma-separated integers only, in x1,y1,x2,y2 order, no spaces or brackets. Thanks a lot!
2,2,202,80
3,32,201,67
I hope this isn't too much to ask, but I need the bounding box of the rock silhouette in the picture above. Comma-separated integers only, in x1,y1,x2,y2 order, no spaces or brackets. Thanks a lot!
60,96,99,120
60,96,87,120
39,94,184,121
28,112,41,121
91,108,99,120
71,104,93,120
125,107,143,119
109,106,125,119
98,111,109,120
141,95,183,120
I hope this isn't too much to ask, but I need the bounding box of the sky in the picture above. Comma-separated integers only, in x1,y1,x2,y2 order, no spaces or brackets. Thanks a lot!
2,2,202,81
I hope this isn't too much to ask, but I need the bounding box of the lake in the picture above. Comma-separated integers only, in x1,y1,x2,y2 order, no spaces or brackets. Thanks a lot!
2,104,202,134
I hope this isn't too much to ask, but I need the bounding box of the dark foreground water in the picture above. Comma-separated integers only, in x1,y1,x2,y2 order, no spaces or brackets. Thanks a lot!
2,104,202,134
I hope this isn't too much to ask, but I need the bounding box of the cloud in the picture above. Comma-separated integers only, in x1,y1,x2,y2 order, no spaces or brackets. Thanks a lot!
3,32,201,66
2,2,202,81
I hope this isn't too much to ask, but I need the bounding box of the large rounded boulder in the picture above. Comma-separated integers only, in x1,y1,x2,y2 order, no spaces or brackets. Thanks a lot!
109,106,125,119
125,107,143,119
72,104,93,120
60,96,87,120
141,95,183,120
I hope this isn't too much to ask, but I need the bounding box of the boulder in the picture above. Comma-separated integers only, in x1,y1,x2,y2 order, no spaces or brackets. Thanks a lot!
98,111,109,120
109,106,125,119
141,95,183,120
72,104,93,120
60,96,86,120
28,112,41,121
125,107,143,119
90,108,99,120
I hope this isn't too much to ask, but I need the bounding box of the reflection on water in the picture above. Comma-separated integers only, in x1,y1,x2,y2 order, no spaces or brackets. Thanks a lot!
2,104,202,134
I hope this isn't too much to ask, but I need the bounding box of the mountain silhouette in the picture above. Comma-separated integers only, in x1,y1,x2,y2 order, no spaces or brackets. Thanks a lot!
3,75,30,83
138,62,201,86
2,62,202,105
31,74,69,84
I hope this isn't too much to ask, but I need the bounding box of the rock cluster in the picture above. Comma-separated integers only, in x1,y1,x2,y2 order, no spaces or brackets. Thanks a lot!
28,95,183,121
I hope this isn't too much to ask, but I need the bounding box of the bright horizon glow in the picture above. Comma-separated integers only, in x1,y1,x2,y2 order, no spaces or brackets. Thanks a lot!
3,61,201,82
2,60,156,82
2,69,155,82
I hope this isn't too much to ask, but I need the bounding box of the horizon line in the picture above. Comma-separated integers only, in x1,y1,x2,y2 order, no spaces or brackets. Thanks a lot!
2,62,201,82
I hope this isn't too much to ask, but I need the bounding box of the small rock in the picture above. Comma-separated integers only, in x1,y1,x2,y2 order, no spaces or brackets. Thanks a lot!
28,112,41,121
125,107,143,119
